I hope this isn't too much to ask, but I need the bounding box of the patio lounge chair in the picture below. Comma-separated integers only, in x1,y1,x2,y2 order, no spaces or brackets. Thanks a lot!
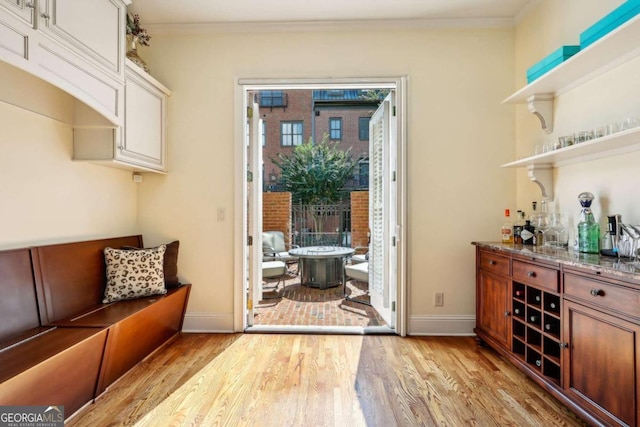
262,260,287,299
262,231,299,272
344,261,370,305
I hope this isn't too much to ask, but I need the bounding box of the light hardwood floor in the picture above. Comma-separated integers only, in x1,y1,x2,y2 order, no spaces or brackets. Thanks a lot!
67,334,586,426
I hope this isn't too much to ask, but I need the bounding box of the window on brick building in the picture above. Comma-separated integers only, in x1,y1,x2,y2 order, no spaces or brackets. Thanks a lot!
262,121,266,146
259,90,286,107
281,121,303,146
329,117,342,140
359,117,370,141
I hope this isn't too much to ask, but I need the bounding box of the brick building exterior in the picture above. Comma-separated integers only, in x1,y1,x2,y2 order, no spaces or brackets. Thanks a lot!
257,89,380,191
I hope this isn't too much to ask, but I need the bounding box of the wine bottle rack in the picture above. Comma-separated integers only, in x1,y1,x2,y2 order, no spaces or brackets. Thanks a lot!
512,282,562,385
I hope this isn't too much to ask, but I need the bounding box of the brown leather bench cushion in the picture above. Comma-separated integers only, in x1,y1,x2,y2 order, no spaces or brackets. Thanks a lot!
32,235,143,324
0,248,41,342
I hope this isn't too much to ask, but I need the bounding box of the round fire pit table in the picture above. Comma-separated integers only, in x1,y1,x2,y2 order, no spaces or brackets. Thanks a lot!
288,246,355,289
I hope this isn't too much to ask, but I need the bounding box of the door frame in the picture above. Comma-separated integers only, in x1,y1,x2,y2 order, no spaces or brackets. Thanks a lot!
233,76,408,336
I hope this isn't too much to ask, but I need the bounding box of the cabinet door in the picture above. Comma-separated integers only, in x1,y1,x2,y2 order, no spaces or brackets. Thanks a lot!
563,300,640,427
0,0,35,27
477,269,511,349
0,5,31,66
38,0,124,76
119,66,168,171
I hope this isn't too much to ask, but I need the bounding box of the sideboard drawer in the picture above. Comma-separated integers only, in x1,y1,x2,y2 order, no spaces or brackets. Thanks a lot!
478,250,510,276
564,273,640,320
512,260,559,292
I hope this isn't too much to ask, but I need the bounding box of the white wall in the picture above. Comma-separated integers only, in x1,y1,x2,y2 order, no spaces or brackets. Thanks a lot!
0,93,139,249
137,26,515,333
515,0,640,237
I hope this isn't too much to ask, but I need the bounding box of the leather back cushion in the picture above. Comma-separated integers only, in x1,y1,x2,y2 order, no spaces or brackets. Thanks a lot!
33,235,143,323
0,248,40,342
121,241,180,288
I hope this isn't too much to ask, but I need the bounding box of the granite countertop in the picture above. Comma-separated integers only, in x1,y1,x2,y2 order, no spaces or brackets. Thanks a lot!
473,241,640,282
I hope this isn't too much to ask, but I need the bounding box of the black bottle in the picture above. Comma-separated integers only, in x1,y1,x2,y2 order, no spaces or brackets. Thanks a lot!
521,220,535,245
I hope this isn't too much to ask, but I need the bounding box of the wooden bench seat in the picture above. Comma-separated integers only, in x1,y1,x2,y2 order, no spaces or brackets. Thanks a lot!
0,247,109,418
0,327,108,415
52,285,190,393
33,235,191,396
0,235,191,420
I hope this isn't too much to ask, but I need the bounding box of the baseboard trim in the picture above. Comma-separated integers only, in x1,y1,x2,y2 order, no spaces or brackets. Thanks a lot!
182,312,234,333
408,315,476,336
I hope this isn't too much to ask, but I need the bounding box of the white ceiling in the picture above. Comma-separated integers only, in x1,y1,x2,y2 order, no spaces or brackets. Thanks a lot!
129,0,534,26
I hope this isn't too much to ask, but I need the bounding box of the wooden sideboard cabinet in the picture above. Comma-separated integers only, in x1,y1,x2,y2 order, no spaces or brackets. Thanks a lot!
563,268,640,427
475,247,511,349
475,245,640,427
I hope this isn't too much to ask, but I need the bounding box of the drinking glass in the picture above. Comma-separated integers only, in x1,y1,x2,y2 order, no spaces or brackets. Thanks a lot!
547,213,567,248
620,224,640,262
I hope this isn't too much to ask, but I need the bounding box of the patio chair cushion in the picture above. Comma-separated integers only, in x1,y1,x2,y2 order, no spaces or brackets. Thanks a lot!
262,261,287,278
352,254,368,264
263,231,298,263
345,262,369,283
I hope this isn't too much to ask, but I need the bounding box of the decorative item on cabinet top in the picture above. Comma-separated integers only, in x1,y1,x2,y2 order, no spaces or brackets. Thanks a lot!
126,13,151,73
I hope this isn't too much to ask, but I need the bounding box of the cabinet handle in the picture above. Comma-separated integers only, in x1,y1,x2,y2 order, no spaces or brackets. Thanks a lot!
526,271,536,277
41,12,50,20
117,145,124,150
489,260,496,265
559,342,568,349
504,311,510,317
25,2,35,8
589,289,604,297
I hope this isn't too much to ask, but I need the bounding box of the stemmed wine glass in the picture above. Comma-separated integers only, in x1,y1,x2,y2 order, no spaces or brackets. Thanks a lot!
620,224,640,263
548,213,566,248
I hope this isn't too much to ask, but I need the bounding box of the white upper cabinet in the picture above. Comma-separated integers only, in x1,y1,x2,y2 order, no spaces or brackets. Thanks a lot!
73,60,171,173
38,0,124,76
0,0,35,27
119,60,170,171
0,0,130,126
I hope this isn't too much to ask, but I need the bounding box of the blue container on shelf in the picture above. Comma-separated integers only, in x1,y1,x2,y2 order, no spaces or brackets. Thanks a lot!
580,0,640,49
526,45,581,84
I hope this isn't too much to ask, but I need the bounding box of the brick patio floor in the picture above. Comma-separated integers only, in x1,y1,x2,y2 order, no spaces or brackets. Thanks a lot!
255,265,386,327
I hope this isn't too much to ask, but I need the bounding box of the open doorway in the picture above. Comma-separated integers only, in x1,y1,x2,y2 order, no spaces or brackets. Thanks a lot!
234,78,406,335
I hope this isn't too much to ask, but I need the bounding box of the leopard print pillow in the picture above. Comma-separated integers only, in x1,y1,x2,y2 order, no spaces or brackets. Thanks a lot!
103,245,167,303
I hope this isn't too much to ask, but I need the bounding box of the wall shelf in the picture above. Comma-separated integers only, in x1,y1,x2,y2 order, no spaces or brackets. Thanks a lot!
501,127,640,169
503,14,640,105
501,13,640,200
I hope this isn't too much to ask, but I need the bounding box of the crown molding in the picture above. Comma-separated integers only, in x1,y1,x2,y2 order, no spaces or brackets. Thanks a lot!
146,17,516,35
514,0,542,24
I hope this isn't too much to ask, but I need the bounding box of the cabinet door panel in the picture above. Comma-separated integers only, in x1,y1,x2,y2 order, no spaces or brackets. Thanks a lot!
477,270,510,348
0,0,35,27
564,300,639,426
120,67,167,171
40,0,122,74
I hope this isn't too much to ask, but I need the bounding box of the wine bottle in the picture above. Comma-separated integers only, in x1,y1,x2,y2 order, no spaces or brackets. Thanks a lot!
535,359,542,367
535,294,541,302
515,290,523,297
549,302,557,310
530,315,539,323
514,308,521,315
501,209,514,244
544,323,555,332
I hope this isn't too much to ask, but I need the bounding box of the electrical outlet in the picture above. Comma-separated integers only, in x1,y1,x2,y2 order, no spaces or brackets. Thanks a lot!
434,292,444,307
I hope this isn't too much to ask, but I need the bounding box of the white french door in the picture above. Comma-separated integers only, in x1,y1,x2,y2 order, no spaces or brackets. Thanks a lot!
236,78,406,335
246,96,263,326
368,92,397,328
